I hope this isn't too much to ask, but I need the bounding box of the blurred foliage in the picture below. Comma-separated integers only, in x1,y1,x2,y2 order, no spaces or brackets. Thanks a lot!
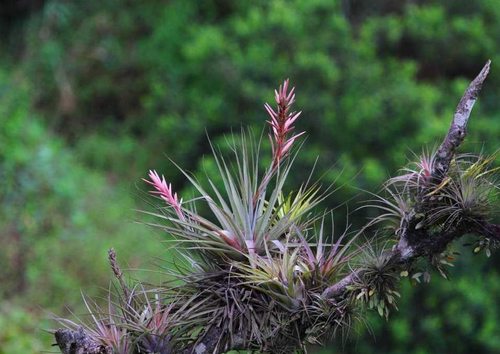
0,67,165,350
0,302,45,354
1,0,500,352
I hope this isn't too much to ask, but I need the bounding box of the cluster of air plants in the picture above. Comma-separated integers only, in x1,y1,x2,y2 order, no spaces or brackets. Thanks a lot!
54,80,365,353
377,150,499,249
54,287,175,354
53,63,500,354
363,144,500,282
54,250,177,353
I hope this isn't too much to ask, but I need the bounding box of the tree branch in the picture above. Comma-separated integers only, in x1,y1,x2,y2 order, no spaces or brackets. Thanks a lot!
433,60,490,179
323,60,491,300
54,328,110,354
54,325,226,354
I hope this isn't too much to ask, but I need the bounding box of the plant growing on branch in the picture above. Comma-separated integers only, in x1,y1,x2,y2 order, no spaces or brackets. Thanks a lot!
53,62,500,354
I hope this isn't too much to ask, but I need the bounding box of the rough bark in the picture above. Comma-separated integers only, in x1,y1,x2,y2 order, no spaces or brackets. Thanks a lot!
433,60,490,179
54,328,110,354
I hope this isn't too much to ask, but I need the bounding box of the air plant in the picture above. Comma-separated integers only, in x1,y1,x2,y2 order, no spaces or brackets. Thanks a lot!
294,215,357,287
54,294,134,354
370,149,444,236
363,185,414,237
139,80,322,266
136,80,358,351
237,245,307,310
427,153,499,225
349,243,401,319
305,294,359,345
387,148,439,192
121,290,175,353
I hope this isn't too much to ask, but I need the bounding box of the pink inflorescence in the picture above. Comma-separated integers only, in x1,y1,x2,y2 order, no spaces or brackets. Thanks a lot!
264,79,304,168
144,170,184,220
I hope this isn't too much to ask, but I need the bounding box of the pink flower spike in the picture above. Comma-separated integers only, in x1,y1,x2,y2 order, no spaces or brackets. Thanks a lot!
264,79,304,168
144,170,185,220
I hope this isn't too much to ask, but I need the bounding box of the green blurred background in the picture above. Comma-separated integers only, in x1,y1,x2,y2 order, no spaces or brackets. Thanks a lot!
1,0,500,353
